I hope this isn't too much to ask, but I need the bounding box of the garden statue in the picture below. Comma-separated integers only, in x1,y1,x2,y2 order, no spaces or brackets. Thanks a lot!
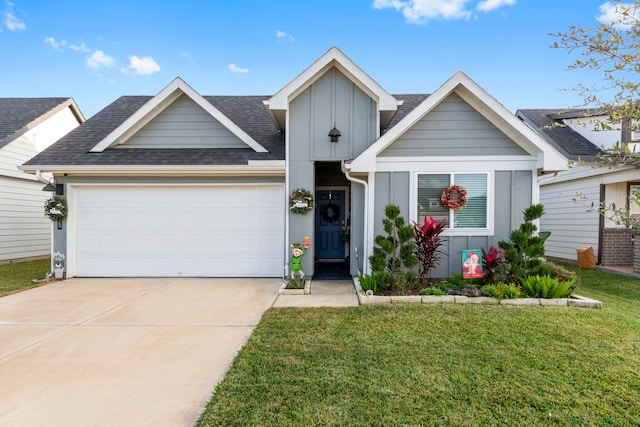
290,243,306,278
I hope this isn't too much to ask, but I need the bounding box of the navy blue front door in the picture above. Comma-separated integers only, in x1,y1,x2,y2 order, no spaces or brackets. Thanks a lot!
315,190,345,259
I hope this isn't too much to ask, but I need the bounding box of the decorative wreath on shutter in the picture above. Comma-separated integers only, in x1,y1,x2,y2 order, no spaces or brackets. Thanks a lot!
289,188,314,214
441,185,467,210
320,203,340,223
44,196,67,221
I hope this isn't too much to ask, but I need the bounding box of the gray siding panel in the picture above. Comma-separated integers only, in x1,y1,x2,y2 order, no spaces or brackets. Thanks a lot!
290,68,377,162
288,67,378,276
123,94,247,149
349,183,365,276
381,93,527,157
373,172,410,238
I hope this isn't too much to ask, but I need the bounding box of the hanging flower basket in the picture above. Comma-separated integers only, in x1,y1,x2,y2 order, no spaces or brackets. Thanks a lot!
44,196,67,221
441,185,467,210
289,188,314,214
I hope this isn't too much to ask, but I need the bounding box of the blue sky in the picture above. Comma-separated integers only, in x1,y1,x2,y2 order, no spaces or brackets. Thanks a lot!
0,0,616,118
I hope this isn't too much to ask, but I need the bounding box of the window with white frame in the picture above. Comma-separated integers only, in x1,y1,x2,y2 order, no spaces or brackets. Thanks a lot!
417,173,489,232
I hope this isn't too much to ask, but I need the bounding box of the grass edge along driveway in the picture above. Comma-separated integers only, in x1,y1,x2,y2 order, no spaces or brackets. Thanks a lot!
197,267,640,426
0,258,50,297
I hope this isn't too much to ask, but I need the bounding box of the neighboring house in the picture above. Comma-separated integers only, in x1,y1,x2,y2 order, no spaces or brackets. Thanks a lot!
0,98,84,262
21,47,567,279
517,108,639,268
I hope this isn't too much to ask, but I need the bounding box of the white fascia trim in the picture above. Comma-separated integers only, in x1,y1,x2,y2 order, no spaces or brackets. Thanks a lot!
368,156,537,173
267,46,398,113
20,164,285,176
540,163,637,185
90,77,268,153
453,83,568,172
350,71,568,173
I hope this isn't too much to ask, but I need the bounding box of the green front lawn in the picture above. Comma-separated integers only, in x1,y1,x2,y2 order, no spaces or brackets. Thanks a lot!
0,258,51,297
197,267,640,426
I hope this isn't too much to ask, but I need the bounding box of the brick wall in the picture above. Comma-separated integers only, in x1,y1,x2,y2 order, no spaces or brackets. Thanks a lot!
601,228,634,267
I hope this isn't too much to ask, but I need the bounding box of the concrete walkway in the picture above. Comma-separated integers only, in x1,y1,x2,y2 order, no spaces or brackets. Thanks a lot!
0,278,282,427
273,280,359,308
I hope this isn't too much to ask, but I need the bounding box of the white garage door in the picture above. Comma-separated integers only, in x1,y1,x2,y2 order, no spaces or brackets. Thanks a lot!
73,185,285,277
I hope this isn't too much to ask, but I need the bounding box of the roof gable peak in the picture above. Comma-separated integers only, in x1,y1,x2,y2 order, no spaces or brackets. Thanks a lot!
265,47,399,130
349,71,567,172
90,77,267,153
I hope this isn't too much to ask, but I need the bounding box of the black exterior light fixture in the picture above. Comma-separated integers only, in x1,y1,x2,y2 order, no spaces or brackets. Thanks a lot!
328,123,341,143
42,177,64,195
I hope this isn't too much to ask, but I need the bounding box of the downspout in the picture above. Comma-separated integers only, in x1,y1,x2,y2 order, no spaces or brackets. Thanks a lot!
36,170,54,273
342,161,368,276
35,170,49,184
537,172,559,186
535,171,559,238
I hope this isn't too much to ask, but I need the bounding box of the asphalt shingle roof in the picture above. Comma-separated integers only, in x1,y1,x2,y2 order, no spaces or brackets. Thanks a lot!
517,109,603,160
25,96,285,167
24,93,430,168
0,98,71,150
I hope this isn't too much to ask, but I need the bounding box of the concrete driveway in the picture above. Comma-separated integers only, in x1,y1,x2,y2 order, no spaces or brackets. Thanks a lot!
0,277,282,427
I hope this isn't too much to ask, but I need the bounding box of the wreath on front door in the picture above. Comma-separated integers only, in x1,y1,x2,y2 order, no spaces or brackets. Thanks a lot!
289,188,314,214
44,196,67,221
320,202,340,223
441,185,467,210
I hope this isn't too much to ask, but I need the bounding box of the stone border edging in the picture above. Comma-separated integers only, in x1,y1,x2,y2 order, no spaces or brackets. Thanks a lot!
353,277,602,309
279,279,311,295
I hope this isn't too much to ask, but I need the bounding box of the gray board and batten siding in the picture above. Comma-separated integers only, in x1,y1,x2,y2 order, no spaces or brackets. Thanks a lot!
380,93,528,157
121,94,247,149
288,68,377,276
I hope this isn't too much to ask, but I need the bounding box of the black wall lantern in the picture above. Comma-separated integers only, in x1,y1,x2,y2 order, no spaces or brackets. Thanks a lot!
328,124,341,143
42,177,64,196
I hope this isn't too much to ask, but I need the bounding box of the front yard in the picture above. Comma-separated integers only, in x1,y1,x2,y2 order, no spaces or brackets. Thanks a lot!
0,258,50,297
197,267,640,426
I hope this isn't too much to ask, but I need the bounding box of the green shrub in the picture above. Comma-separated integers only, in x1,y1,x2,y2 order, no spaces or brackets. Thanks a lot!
420,287,447,296
286,276,305,289
499,204,550,280
359,272,391,294
520,275,575,299
481,283,522,300
369,205,417,276
444,272,483,288
546,260,580,287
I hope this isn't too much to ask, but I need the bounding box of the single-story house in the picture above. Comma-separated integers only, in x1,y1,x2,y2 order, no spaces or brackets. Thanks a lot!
1,98,84,262
517,108,640,269
21,47,567,279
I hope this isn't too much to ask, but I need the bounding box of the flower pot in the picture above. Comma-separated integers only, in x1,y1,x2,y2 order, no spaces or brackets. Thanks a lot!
54,268,64,279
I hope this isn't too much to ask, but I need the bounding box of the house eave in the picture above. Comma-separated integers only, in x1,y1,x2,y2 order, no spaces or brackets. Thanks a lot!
19,162,286,177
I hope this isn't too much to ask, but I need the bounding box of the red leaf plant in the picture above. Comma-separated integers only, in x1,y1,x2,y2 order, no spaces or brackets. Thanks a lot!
481,246,507,284
413,216,447,280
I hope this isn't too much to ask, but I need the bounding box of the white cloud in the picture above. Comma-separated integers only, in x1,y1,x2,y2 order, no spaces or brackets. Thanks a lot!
276,30,295,41
181,52,196,64
372,0,472,23
70,41,91,53
4,11,25,30
87,50,115,69
372,0,515,23
44,36,66,51
596,2,639,28
127,56,161,75
477,0,515,12
228,63,249,73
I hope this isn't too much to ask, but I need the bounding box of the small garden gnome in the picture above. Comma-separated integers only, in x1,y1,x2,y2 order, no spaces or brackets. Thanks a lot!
290,243,306,278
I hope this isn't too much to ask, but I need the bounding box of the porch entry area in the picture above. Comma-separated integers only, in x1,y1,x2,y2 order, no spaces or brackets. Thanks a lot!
314,162,351,280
